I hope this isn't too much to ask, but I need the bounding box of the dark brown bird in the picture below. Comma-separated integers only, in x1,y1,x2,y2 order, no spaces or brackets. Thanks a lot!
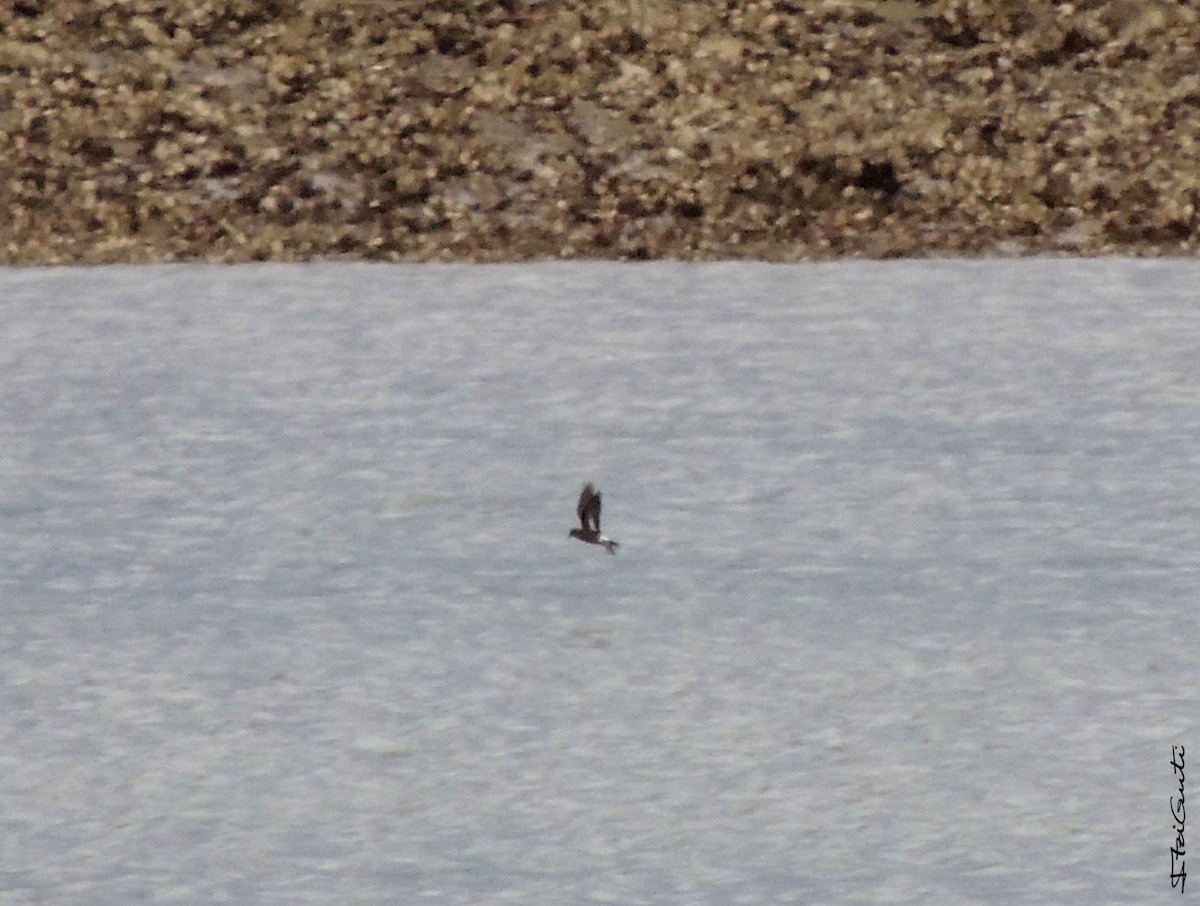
569,483,618,553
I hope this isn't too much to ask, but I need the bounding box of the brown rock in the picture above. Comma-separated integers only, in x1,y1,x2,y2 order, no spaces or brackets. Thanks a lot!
2,0,1198,263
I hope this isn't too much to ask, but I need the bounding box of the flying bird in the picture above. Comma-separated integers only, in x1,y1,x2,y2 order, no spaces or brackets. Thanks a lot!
569,483,619,553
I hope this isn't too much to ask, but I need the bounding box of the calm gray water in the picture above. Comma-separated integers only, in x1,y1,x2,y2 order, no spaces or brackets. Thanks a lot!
1,260,1197,904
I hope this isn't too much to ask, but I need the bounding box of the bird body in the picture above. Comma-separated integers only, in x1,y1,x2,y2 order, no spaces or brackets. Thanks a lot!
569,483,619,553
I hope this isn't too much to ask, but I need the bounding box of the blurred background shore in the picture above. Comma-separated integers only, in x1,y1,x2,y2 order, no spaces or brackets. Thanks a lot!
3,0,1198,264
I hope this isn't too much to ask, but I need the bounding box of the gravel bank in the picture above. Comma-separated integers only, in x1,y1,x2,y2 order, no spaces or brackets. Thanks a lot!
3,0,1199,263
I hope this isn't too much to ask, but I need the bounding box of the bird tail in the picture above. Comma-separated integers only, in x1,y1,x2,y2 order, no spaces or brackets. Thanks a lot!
601,537,619,554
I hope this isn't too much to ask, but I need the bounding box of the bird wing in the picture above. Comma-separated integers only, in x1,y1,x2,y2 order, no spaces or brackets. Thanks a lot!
577,483,601,532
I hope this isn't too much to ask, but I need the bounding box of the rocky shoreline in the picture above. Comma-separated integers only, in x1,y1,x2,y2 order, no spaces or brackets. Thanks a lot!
3,0,1198,264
